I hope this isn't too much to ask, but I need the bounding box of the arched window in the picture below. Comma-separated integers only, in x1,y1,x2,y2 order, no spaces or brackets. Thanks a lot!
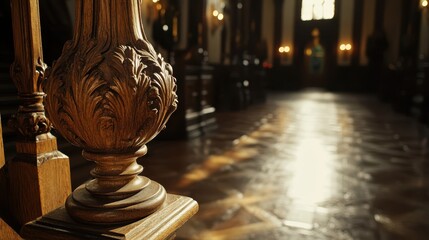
301,0,335,21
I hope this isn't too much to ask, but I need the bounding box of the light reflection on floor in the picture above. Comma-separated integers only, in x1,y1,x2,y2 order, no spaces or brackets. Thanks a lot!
67,91,429,240
284,98,338,231
148,91,429,240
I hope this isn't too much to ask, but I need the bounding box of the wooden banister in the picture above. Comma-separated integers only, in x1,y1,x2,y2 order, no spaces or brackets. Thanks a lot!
8,0,71,226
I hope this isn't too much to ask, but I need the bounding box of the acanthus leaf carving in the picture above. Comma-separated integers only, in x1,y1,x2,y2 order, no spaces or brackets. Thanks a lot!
7,90,52,139
43,0,181,224
8,111,52,139
45,39,178,153
35,57,47,92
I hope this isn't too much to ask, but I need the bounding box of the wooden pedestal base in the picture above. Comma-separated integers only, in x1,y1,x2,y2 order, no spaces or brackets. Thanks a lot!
65,179,166,225
9,134,71,226
21,194,198,240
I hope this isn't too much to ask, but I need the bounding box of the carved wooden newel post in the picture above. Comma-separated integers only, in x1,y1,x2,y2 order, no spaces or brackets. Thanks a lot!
44,0,178,224
21,0,197,239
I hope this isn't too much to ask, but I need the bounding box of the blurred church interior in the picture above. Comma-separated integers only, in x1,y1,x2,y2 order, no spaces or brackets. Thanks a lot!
1,0,429,239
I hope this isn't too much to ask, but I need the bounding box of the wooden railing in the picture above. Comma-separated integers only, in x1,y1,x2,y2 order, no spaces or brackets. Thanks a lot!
2,0,197,239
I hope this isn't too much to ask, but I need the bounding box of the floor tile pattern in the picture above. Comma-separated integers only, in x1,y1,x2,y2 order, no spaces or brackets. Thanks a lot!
65,91,429,240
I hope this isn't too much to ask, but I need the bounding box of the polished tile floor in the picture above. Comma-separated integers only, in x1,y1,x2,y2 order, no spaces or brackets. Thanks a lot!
66,90,429,240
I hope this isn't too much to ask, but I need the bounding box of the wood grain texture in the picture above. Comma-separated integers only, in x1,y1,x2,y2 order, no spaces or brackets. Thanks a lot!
21,194,198,240
43,0,180,224
0,218,22,240
9,134,71,225
45,0,178,153
8,0,72,227
9,0,45,94
9,0,51,140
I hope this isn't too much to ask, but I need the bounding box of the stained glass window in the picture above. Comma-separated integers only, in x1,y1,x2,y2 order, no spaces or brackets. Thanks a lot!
301,0,335,21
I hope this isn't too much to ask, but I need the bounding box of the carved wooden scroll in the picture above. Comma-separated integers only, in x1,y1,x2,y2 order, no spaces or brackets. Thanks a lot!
44,0,178,224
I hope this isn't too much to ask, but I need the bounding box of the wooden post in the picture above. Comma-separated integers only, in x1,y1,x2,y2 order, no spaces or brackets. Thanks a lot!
8,0,71,226
42,0,180,224
21,0,197,238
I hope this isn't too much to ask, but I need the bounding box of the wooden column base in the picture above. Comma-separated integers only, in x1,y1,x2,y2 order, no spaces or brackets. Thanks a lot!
66,179,166,225
21,194,198,240
9,133,71,226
